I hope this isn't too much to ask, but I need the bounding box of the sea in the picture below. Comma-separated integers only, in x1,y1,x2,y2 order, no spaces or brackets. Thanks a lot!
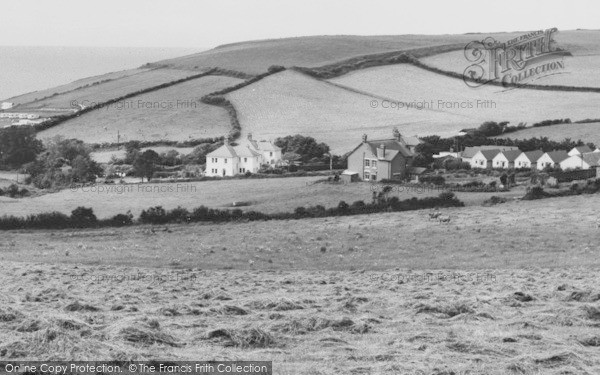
0,46,201,101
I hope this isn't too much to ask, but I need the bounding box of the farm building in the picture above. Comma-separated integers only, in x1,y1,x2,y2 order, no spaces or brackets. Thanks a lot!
346,128,415,181
514,150,544,169
537,151,569,170
492,150,522,169
568,145,593,156
205,135,282,177
470,150,500,169
460,145,519,164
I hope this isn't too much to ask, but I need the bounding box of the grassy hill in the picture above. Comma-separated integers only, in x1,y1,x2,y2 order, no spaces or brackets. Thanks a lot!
38,75,243,144
226,69,473,153
493,121,600,144
329,64,600,132
3,31,599,150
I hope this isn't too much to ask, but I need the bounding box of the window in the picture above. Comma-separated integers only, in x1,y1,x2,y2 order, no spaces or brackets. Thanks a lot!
372,160,377,168
270,152,273,156
239,168,245,173
364,160,370,167
371,174,377,181
244,157,247,162
224,159,227,163
364,171,370,180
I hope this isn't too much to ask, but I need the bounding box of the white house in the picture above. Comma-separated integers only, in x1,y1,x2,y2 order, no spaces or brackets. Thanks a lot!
0,102,14,110
205,134,282,177
514,150,544,169
492,150,522,169
460,145,519,164
470,150,500,169
568,145,593,156
537,150,569,170
246,134,282,165
560,155,591,170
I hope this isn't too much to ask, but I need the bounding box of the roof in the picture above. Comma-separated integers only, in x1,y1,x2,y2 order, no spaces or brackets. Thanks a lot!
497,150,522,162
522,150,544,162
207,143,261,158
583,152,600,167
476,149,501,160
461,145,519,159
341,169,359,175
543,150,569,163
409,167,427,175
402,136,422,147
247,139,281,152
573,145,593,154
348,138,413,161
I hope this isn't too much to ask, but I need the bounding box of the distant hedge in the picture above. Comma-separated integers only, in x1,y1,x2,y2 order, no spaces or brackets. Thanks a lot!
0,191,463,230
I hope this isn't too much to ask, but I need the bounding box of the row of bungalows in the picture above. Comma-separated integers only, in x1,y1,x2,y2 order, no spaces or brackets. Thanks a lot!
462,146,600,171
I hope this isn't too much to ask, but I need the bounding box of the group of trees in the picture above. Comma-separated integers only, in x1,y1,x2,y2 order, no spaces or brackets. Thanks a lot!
25,137,102,188
0,127,43,169
274,134,331,163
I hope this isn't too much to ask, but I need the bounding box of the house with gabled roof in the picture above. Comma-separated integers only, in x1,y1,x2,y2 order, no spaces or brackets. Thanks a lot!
514,150,544,169
492,150,522,169
561,152,600,170
470,149,501,169
460,145,519,164
537,150,569,170
568,145,593,157
346,128,415,181
205,134,282,177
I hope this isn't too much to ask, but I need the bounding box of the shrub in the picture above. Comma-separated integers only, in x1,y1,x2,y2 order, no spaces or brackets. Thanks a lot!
105,212,133,227
139,206,168,224
419,175,445,185
70,207,97,228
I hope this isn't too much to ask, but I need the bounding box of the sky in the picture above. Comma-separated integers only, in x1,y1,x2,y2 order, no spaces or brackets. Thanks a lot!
0,0,597,48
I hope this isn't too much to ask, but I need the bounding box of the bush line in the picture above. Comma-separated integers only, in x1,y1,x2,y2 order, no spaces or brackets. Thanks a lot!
0,191,463,230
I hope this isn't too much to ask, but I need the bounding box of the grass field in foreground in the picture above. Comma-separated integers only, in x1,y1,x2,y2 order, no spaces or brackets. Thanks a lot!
494,121,600,145
38,75,242,144
0,176,524,219
1,195,600,373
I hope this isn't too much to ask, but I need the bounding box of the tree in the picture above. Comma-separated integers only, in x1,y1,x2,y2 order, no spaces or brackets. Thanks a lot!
0,126,43,169
274,135,330,163
133,150,160,181
72,155,102,183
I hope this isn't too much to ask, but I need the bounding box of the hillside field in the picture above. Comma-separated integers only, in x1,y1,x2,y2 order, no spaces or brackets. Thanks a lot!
1,194,600,373
494,121,600,144
15,69,199,115
3,68,146,105
227,70,472,154
421,52,600,88
330,64,600,130
38,75,243,144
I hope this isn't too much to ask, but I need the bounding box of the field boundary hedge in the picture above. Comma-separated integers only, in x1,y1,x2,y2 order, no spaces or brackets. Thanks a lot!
0,191,463,230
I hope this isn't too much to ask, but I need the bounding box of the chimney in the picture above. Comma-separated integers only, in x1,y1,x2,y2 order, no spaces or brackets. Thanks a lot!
224,138,230,146
247,133,253,141
393,127,401,141
362,134,368,143
377,144,386,159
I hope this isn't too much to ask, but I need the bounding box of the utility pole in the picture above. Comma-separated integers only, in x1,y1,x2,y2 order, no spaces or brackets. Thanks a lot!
117,130,121,150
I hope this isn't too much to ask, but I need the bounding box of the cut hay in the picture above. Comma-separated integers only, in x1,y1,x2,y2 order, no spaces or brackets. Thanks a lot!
246,298,304,311
272,316,371,335
0,306,24,322
118,326,184,347
64,301,100,312
205,327,275,348
415,302,474,318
